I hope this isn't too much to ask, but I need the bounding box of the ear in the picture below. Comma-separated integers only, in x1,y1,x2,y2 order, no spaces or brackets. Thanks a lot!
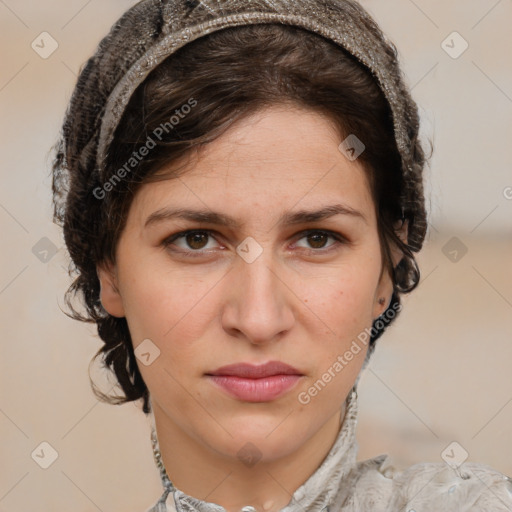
96,261,126,318
373,219,409,318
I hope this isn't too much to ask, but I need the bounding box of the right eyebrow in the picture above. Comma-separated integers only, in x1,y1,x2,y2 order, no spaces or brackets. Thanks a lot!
144,202,368,230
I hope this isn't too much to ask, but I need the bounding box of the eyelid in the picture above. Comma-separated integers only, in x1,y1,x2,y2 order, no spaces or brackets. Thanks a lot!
162,228,348,256
291,229,348,248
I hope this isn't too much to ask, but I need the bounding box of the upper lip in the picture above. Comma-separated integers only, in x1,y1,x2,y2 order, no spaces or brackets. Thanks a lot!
206,361,303,378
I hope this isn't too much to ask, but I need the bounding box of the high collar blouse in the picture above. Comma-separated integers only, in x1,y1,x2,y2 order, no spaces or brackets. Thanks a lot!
146,388,512,512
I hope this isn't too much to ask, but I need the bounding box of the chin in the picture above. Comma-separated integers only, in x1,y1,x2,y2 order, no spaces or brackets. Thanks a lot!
206,417,312,463
224,435,304,466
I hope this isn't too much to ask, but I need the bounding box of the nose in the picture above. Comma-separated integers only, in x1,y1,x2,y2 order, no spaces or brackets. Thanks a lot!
220,249,296,346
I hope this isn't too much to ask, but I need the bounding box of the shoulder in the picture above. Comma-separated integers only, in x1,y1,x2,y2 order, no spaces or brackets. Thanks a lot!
344,455,512,511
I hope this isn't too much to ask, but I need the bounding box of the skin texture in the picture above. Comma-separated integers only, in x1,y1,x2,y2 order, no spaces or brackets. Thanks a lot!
97,105,405,512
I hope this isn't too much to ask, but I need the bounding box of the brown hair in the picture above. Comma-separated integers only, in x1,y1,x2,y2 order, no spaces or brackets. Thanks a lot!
52,24,428,414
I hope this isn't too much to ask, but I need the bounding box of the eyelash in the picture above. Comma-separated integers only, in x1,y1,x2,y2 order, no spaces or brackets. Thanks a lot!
161,229,348,258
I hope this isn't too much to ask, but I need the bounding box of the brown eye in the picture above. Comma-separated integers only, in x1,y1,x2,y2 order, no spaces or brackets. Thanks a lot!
306,232,330,249
162,228,346,258
294,230,345,252
185,232,210,250
162,230,219,253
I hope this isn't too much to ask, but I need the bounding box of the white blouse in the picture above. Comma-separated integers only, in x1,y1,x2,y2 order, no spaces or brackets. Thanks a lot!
146,389,512,511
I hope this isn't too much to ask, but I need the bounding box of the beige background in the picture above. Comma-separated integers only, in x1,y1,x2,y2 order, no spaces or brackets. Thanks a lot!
1,1,511,511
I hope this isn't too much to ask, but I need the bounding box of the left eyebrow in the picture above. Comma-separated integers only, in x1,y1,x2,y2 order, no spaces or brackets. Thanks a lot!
144,203,368,229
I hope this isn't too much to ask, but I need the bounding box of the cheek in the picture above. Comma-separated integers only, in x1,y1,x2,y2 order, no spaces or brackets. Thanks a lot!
300,271,376,401
294,255,381,393
118,255,217,346
306,283,372,377
304,260,380,333
120,265,216,405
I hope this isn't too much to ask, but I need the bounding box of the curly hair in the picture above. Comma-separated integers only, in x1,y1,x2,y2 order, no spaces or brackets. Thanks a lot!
51,21,429,415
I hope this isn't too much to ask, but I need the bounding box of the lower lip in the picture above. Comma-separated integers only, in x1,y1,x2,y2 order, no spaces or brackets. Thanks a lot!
207,374,302,402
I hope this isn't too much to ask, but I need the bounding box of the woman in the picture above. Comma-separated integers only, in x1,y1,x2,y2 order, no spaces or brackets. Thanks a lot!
51,0,512,510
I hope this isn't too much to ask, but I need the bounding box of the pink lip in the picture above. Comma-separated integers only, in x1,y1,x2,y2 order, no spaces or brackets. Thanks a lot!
208,361,302,378
206,361,304,402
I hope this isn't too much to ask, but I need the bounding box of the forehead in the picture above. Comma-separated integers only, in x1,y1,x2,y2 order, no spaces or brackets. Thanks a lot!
130,106,376,227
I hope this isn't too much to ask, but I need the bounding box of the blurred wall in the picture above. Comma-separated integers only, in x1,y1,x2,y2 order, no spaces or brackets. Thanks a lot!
1,1,511,511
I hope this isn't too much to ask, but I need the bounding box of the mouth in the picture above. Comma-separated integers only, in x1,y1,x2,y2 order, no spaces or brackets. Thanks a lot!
205,361,304,402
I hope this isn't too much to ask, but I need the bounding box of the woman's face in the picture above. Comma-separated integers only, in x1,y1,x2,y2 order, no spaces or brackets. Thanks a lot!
98,105,395,462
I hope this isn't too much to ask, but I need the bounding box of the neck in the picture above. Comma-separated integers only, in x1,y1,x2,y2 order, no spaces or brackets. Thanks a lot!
152,403,347,512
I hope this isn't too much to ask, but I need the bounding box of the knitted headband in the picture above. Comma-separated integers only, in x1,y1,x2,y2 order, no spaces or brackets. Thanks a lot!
62,0,427,252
